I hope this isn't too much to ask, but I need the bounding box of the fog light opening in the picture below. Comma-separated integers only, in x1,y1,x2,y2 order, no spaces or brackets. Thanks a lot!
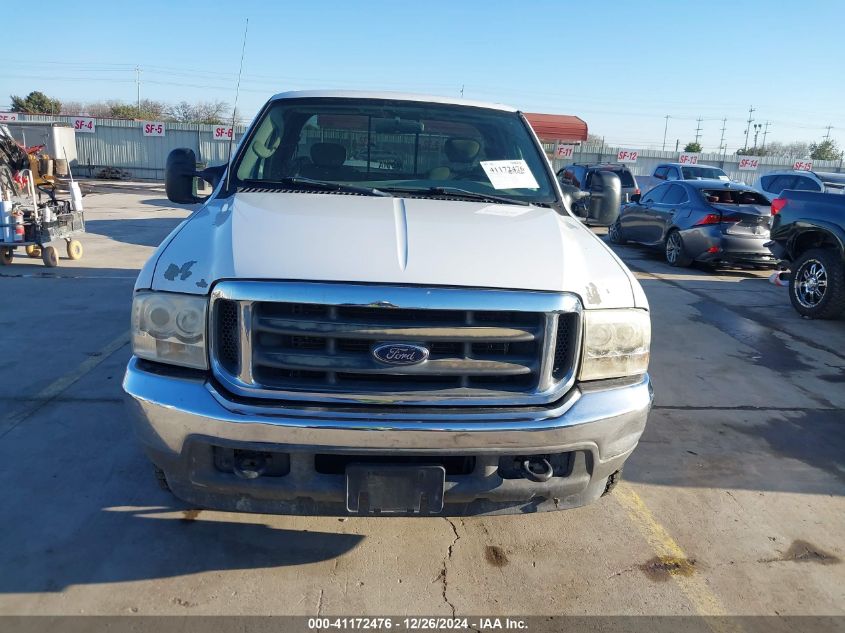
521,457,553,482
233,450,268,480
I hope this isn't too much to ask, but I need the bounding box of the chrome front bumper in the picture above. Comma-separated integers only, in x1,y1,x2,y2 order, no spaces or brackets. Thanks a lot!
123,357,653,515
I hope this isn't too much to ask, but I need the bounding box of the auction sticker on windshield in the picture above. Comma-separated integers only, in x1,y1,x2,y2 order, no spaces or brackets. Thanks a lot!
480,160,539,189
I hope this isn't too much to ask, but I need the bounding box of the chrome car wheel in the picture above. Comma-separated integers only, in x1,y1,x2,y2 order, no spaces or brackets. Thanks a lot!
795,259,828,308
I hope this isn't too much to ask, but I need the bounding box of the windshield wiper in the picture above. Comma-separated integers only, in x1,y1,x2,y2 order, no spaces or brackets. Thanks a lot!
244,177,391,197
383,186,532,207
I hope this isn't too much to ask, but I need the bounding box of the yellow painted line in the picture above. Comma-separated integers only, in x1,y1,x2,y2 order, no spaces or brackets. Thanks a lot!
616,483,744,633
0,331,129,438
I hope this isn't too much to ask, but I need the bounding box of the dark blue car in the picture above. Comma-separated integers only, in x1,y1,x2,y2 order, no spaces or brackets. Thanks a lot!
608,179,776,268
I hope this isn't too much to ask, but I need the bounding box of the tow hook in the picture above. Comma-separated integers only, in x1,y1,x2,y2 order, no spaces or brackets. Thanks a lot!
233,451,268,479
521,457,554,482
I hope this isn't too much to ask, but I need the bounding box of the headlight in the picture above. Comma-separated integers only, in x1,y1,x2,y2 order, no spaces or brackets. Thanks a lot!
579,309,650,381
132,291,208,369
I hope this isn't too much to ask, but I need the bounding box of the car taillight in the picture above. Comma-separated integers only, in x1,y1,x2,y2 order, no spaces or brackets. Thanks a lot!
633,188,641,195
771,198,787,215
696,213,739,226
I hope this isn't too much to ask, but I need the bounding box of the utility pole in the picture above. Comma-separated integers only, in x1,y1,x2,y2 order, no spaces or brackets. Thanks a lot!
823,125,833,141
460,84,464,98
719,118,727,154
675,139,679,152
662,115,670,151
753,123,762,151
694,117,703,145
744,105,755,151
135,65,142,111
761,121,770,149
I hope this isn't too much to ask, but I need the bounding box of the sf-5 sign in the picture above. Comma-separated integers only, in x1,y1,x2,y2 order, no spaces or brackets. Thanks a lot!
142,122,165,137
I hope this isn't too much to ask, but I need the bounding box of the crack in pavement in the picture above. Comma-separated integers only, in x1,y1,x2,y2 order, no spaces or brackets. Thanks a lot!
439,517,461,617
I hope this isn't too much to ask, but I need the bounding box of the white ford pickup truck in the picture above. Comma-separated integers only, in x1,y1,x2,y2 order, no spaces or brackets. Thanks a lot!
123,90,652,515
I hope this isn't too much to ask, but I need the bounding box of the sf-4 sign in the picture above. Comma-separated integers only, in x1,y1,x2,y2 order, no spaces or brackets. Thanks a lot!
617,149,638,163
737,157,759,171
72,117,95,133
142,121,165,137
555,144,576,160
213,126,234,140
678,153,699,165
793,160,813,171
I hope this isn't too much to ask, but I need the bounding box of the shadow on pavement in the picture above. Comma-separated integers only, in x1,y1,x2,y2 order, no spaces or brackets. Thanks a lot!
85,216,187,248
0,503,364,593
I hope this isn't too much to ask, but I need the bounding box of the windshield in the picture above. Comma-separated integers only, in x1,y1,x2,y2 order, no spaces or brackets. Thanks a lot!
233,98,556,204
682,166,729,180
701,189,769,205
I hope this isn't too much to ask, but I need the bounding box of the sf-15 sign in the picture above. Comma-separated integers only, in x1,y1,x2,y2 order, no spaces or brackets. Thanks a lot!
142,121,165,137
793,160,813,171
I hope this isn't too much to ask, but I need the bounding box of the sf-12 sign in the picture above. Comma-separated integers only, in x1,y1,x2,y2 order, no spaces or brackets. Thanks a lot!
554,144,576,160
737,157,760,171
678,153,699,165
72,117,96,133
616,149,638,163
213,126,234,140
793,160,813,171
0,112,19,122
142,121,165,137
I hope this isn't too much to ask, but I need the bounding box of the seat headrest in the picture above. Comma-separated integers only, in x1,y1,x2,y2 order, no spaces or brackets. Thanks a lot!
310,143,347,167
444,137,481,163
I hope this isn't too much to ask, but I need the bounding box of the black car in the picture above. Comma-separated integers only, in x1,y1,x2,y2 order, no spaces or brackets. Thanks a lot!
608,180,776,268
767,189,845,319
557,163,640,207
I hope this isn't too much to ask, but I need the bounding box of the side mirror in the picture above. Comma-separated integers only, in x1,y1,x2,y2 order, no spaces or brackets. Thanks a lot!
166,148,207,204
630,193,641,203
559,183,590,217
587,171,621,226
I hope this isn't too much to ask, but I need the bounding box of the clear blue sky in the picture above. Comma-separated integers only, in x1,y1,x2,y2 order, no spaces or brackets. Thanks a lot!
3,0,843,153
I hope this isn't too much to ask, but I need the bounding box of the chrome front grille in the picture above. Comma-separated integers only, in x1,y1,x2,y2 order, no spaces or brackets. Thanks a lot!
210,282,582,406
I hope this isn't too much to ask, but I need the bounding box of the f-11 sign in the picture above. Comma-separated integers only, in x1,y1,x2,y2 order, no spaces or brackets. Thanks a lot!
72,117,96,133
555,144,576,160
0,112,19,122
793,160,813,171
142,121,165,137
738,157,760,171
616,149,638,163
678,152,699,165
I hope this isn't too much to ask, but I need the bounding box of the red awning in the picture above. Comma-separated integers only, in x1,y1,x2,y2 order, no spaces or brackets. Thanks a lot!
524,113,588,142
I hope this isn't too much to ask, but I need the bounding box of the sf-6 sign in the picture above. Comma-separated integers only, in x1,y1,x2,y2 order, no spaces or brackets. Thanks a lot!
72,117,96,133
738,157,760,171
142,121,165,137
213,126,234,140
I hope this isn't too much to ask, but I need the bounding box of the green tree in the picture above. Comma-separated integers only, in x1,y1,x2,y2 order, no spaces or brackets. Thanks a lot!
683,142,702,153
10,91,62,114
809,139,841,161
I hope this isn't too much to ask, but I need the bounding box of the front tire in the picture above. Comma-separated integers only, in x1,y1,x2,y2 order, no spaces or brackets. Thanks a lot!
0,247,12,265
665,230,693,267
608,219,627,245
789,248,845,319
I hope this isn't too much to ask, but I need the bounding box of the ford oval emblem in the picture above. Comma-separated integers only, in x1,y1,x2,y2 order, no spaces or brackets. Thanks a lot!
372,342,429,366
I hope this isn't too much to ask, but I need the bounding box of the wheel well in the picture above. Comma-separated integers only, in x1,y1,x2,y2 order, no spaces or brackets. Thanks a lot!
791,231,843,259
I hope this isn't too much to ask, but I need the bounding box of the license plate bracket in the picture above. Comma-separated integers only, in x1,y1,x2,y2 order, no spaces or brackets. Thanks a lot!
346,464,446,515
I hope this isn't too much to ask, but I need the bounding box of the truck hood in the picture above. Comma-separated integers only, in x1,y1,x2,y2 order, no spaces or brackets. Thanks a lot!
145,192,641,309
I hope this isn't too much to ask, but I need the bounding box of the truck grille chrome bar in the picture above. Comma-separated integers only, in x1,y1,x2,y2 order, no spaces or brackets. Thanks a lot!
210,282,581,406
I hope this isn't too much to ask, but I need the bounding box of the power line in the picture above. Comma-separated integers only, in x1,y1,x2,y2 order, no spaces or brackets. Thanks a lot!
744,105,755,150
823,125,833,141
